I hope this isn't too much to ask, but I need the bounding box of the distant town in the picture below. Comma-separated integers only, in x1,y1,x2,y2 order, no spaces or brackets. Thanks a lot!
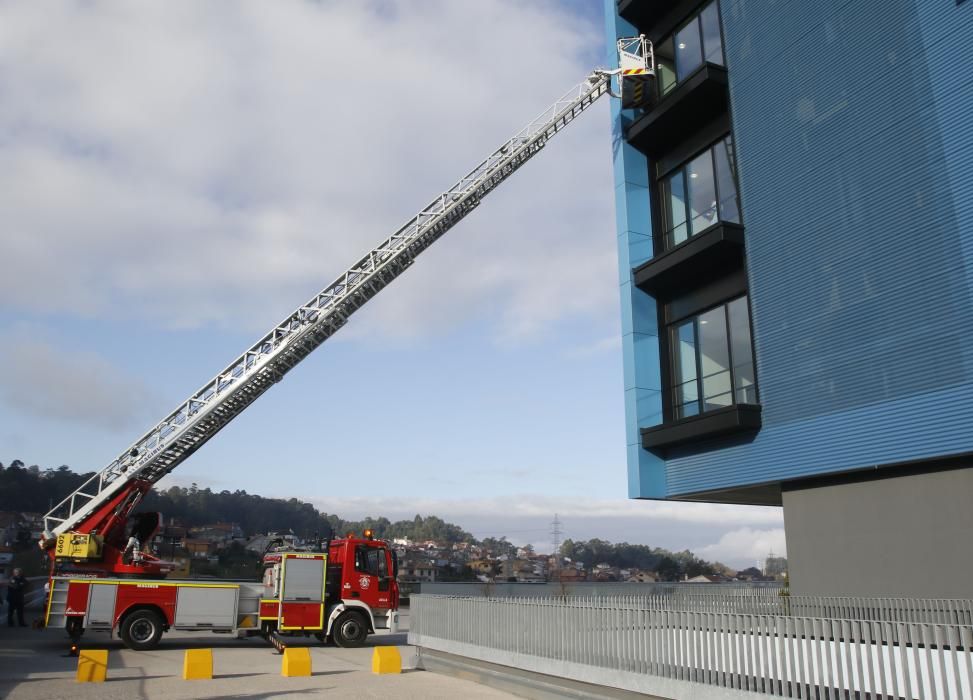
0,460,787,586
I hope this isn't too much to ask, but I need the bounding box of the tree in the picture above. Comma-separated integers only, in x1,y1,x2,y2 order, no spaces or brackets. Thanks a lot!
764,556,787,578
655,556,681,581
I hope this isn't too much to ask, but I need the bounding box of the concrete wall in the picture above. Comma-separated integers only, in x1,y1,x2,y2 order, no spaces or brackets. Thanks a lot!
783,467,973,598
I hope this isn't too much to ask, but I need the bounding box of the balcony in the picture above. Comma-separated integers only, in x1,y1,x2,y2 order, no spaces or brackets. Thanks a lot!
617,0,680,34
641,403,761,452
626,63,728,159
634,221,744,299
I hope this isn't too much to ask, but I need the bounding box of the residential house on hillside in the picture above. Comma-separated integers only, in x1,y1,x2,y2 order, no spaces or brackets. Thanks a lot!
0,512,26,548
183,538,217,558
555,567,587,583
398,557,437,583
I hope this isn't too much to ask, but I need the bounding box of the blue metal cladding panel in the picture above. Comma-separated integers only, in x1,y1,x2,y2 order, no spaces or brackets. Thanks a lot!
662,0,973,497
605,1,667,498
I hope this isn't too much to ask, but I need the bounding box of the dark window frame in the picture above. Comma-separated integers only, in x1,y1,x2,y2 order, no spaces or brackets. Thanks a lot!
655,0,726,99
666,294,758,421
660,135,741,250
355,545,386,578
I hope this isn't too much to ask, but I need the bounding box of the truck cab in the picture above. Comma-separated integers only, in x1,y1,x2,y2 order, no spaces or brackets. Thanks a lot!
261,533,398,647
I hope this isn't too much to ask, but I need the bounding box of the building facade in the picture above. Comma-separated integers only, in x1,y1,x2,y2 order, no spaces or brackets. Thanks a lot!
606,0,973,596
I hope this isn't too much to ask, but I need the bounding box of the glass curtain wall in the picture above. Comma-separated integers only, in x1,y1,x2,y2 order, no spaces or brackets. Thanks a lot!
670,296,757,419
655,1,724,97
663,137,740,248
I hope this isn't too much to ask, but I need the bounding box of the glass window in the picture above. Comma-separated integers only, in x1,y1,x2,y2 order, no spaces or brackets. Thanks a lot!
672,320,700,419
669,297,757,418
664,171,689,246
674,18,703,81
699,2,725,66
657,2,723,98
727,297,756,403
698,306,732,410
356,546,386,577
687,150,718,235
714,137,740,224
655,36,678,96
661,136,740,249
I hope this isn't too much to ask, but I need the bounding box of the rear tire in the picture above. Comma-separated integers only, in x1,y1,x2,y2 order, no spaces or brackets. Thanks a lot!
332,611,368,648
119,609,164,651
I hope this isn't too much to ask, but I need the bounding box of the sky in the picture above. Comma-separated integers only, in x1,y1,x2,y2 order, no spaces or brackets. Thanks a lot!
0,1,784,569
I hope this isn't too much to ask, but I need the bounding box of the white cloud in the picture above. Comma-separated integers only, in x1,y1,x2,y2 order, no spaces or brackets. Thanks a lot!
308,494,782,526
697,528,788,568
0,332,161,432
0,1,617,344
301,494,784,568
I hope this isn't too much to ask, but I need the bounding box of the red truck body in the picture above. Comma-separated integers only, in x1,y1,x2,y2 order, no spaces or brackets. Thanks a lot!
46,536,399,650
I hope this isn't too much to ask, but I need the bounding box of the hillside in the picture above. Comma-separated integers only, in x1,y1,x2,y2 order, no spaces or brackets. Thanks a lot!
0,460,736,580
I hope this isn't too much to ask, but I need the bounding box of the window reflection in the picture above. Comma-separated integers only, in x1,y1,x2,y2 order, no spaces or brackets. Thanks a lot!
727,297,756,403
698,307,732,410
673,320,700,418
670,296,757,419
714,139,740,224
665,171,689,246
687,150,718,234
656,1,724,98
662,136,740,249
700,2,724,65
674,19,703,80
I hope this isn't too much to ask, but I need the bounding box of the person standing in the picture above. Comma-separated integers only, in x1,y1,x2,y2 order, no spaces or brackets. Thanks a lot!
6,568,27,627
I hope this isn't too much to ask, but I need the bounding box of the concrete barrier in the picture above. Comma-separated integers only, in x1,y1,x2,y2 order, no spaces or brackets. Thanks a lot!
76,649,108,683
281,647,311,677
371,646,401,674
183,648,213,680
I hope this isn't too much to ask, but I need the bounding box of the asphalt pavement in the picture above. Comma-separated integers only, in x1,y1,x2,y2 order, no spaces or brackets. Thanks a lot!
0,606,516,700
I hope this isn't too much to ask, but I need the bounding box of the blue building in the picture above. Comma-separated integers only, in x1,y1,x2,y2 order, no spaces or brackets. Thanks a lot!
606,0,973,596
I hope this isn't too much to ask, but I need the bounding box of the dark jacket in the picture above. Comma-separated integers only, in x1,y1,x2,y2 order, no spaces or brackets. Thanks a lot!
6,575,27,603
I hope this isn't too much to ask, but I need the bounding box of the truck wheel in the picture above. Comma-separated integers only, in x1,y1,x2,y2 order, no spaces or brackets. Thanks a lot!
332,611,368,648
120,609,164,651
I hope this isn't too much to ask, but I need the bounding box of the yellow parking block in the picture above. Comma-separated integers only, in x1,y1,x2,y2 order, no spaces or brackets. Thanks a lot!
76,649,108,682
183,648,213,680
371,646,401,674
281,647,312,677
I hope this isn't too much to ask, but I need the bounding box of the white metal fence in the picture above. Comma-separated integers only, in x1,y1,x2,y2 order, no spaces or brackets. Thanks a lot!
548,593,973,627
409,594,973,699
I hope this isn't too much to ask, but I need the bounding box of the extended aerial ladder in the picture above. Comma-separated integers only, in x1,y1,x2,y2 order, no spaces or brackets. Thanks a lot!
40,36,654,577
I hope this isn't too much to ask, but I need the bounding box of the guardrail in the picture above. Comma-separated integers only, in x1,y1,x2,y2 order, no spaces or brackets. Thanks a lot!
409,594,973,699
418,581,784,599
550,593,973,626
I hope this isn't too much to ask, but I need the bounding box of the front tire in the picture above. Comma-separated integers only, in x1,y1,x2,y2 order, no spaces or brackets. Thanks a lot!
332,611,368,648
120,609,164,651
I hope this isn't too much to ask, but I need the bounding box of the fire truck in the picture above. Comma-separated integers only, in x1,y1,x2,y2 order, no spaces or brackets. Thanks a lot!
38,37,654,651
46,534,397,651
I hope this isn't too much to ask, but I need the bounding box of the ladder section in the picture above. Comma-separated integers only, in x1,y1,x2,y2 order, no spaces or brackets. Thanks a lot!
47,580,68,629
43,72,611,540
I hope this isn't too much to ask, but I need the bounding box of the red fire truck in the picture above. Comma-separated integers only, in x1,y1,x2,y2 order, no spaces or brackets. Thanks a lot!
37,34,652,652
46,533,398,651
